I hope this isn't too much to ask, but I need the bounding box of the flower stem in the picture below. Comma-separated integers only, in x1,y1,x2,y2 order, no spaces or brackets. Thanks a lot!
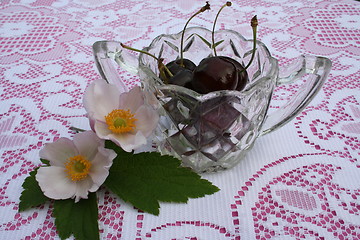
212,2,232,57
180,2,210,66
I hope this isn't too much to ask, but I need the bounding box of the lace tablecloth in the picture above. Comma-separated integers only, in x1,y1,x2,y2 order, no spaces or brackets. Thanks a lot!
1,0,359,239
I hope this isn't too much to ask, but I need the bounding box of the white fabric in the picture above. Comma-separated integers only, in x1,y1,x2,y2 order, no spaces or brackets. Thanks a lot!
0,0,359,239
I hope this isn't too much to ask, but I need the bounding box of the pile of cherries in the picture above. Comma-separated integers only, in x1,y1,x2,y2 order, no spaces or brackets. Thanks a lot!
158,2,257,94
163,56,249,94
122,2,257,94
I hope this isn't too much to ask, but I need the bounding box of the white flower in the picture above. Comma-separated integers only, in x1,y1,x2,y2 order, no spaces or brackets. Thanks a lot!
83,80,159,152
36,131,116,202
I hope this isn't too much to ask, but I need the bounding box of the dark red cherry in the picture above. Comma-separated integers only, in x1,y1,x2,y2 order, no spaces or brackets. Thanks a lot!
163,59,196,79
191,56,249,93
166,59,196,74
160,58,196,87
220,56,249,91
168,68,193,88
191,56,239,94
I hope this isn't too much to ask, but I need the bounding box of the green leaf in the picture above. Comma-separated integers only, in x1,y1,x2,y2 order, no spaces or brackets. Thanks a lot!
19,168,49,212
104,141,220,215
40,158,50,166
53,192,99,240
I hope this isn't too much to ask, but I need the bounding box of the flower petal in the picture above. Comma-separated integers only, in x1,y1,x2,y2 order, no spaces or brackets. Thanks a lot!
109,131,147,152
73,131,103,161
83,80,121,121
83,82,160,152
94,120,112,140
39,138,78,167
36,166,76,200
73,178,94,202
118,86,144,113
144,90,160,108
135,105,159,138
94,118,147,151
88,147,116,190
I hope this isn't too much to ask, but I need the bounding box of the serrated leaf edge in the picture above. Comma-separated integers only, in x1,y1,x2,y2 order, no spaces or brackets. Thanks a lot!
19,167,49,212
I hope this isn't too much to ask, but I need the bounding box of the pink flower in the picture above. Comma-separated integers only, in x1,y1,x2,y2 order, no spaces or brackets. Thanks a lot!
83,80,159,152
36,131,116,202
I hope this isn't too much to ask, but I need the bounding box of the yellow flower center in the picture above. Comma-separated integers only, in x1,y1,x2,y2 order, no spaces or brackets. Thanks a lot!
64,155,91,182
105,109,137,134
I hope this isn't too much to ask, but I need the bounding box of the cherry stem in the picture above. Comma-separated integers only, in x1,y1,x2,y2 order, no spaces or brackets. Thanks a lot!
243,15,258,70
120,43,173,81
212,2,231,57
180,2,210,67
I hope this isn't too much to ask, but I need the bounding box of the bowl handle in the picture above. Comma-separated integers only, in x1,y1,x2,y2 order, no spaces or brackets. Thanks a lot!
259,55,332,136
92,41,140,93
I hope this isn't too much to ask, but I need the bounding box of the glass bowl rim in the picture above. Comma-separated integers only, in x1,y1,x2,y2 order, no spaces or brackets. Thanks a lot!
139,26,279,97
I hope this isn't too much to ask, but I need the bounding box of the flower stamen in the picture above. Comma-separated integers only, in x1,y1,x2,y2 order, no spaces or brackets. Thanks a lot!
105,109,137,134
64,155,91,182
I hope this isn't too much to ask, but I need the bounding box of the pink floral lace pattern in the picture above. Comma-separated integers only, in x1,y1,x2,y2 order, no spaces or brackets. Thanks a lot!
1,0,359,239
289,1,360,56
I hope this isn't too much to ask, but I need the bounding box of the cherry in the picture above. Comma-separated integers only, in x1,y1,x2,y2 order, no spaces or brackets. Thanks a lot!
121,4,257,95
220,56,249,91
189,2,250,94
164,56,248,92
160,2,209,87
166,59,197,75
191,56,245,94
168,69,194,88
158,59,196,87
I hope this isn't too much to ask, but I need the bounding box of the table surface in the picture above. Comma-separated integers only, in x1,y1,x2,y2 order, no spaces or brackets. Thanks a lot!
1,0,359,239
